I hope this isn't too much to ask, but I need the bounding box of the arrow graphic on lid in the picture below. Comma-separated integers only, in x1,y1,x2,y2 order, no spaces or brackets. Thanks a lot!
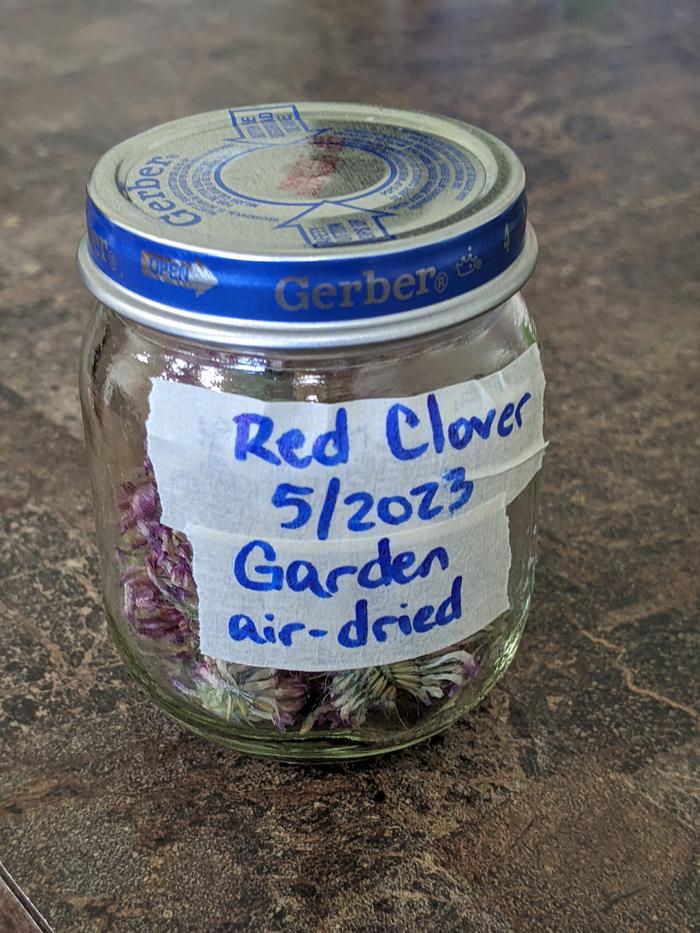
276,200,395,247
186,261,219,296
141,251,218,297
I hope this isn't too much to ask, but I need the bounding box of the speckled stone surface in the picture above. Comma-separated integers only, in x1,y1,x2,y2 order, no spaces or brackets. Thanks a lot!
1,1,698,930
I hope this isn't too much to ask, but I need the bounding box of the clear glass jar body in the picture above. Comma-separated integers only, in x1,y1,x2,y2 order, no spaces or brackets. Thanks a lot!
79,294,539,760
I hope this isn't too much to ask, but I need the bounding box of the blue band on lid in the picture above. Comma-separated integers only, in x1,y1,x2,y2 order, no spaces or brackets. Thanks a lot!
85,191,527,324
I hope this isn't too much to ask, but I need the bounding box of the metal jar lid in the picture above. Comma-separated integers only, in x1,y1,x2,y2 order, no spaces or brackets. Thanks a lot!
77,102,537,349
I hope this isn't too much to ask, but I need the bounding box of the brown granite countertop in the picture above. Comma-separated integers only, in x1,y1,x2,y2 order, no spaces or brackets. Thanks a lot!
1,1,698,930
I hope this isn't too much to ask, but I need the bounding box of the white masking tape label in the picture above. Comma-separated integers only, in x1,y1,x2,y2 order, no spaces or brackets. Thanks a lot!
146,343,545,669
187,496,510,670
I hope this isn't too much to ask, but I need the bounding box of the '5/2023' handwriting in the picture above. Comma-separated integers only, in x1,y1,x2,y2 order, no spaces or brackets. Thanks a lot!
272,467,473,541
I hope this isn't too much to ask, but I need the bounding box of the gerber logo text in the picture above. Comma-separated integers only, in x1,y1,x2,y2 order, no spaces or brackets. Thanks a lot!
274,267,439,312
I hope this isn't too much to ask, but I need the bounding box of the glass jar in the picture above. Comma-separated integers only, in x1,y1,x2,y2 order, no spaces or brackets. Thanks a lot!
78,104,545,760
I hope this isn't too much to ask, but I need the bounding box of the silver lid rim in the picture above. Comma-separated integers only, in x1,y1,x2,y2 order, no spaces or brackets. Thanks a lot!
77,224,538,350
